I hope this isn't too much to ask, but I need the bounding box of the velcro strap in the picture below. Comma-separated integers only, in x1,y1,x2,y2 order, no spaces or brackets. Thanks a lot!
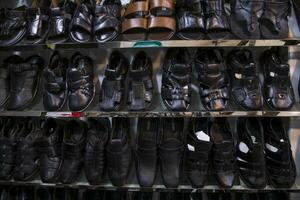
168,63,189,76
9,63,36,72
68,79,83,90
122,18,147,33
202,88,228,100
148,16,176,31
187,150,208,161
124,1,149,17
45,82,65,93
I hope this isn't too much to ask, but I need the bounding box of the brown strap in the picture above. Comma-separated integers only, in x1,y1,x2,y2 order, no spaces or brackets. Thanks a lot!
148,16,175,31
122,18,148,33
124,1,149,17
150,0,174,12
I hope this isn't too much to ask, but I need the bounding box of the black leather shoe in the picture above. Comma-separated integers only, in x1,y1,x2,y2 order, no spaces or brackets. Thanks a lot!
128,51,153,111
227,49,262,110
85,118,111,185
60,120,86,184
43,51,68,111
237,118,266,189
263,118,296,188
35,118,63,183
100,51,128,111
135,118,158,187
67,53,94,111
262,48,294,110
159,118,184,188
195,49,229,111
185,118,212,188
107,118,132,186
210,118,235,188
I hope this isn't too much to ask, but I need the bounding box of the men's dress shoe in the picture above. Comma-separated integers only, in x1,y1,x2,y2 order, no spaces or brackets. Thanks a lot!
185,118,212,188
107,118,132,186
210,118,235,188
43,51,68,111
135,118,158,187
67,53,94,111
6,55,44,111
35,118,63,183
100,51,128,111
263,118,296,188
262,48,294,110
159,118,184,188
14,119,42,181
227,49,262,110
60,120,86,184
236,118,266,189
85,118,111,185
36,187,53,200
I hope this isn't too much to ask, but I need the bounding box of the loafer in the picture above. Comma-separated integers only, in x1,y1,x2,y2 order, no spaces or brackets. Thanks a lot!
159,118,184,188
35,118,63,183
60,120,86,184
236,118,266,189
107,118,132,186
43,51,68,111
67,53,94,111
85,118,111,185
263,118,296,188
135,118,158,187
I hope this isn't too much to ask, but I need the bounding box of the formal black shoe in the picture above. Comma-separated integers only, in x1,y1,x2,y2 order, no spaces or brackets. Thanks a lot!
262,48,294,110
132,192,153,200
135,118,158,187
6,55,44,111
36,187,53,200
161,48,192,111
263,118,296,188
210,118,235,188
195,49,229,111
236,118,266,189
35,118,63,183
128,51,153,111
60,120,86,184
43,51,68,111
107,118,132,186
159,118,184,188
227,49,262,110
85,118,111,185
67,53,94,111
185,118,212,188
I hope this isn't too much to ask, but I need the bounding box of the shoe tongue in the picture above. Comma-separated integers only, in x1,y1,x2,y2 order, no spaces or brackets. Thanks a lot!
138,138,155,149
109,139,123,152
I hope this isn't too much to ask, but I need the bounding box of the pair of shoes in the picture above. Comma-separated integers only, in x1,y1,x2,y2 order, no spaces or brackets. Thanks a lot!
176,0,230,40
230,0,290,39
236,117,296,188
0,55,44,111
185,118,235,188
100,51,154,111
43,51,95,111
135,118,184,188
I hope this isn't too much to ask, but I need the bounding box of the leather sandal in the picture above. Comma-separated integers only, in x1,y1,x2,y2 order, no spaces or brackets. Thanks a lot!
47,0,76,44
121,0,149,41
195,49,229,111
147,0,176,40
93,0,122,42
0,6,27,46
69,0,93,43
176,0,205,40
161,48,192,111
260,0,290,39
128,51,153,111
24,0,51,44
230,0,264,39
227,49,263,110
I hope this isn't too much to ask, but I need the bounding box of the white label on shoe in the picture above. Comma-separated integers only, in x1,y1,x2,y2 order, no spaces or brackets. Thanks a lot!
266,143,278,152
280,139,285,143
239,142,249,153
188,144,195,152
235,73,242,79
251,136,257,144
195,131,210,142
270,72,275,77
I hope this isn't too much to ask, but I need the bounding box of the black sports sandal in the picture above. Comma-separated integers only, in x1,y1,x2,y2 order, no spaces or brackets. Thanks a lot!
237,118,266,189
128,51,154,111
227,49,262,110
263,118,296,188
99,51,128,111
195,49,229,111
161,48,192,111
185,118,212,188
261,48,295,110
